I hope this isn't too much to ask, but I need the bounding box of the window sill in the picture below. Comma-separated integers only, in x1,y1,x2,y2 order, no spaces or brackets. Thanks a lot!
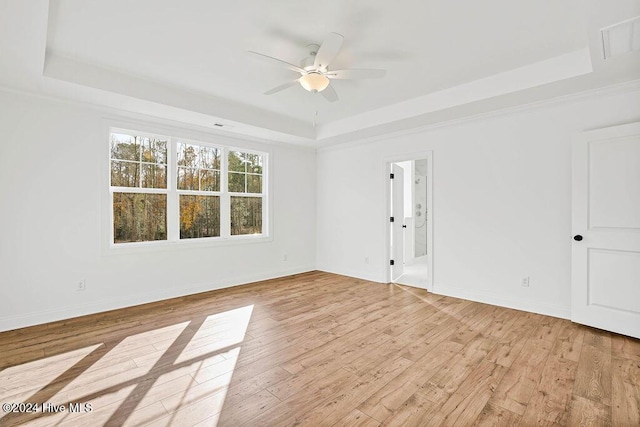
104,234,273,255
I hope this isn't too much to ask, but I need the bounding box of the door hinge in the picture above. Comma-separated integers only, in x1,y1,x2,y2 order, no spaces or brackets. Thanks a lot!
390,259,395,266
390,216,394,222
390,173,394,179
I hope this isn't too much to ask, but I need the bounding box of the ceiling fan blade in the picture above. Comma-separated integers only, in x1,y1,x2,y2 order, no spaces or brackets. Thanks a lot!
320,84,339,102
264,80,299,95
247,51,305,74
326,69,386,79
314,32,344,70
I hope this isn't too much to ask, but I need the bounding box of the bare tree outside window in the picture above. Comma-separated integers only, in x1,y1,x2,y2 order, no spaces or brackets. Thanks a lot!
109,131,266,244
110,133,168,243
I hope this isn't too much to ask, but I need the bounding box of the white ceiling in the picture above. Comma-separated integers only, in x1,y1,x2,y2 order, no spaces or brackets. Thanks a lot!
1,0,639,146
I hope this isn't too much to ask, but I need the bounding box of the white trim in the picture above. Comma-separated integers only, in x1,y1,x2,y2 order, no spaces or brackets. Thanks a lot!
167,134,179,241
103,233,274,255
220,146,231,237
433,283,571,320
0,83,319,147
112,187,167,194
2,79,639,149
0,265,316,332
317,79,640,153
111,126,172,143
316,267,386,284
108,118,278,153
177,190,223,196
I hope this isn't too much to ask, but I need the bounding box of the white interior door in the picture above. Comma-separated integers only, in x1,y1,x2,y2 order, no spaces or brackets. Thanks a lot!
391,164,405,281
572,122,640,339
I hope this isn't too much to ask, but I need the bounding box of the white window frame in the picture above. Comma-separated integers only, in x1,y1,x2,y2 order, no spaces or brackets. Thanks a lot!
106,124,270,250
226,146,267,238
174,138,224,240
109,129,171,246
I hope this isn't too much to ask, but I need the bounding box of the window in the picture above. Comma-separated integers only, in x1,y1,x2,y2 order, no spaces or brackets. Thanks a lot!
228,151,263,236
110,133,168,243
109,129,268,245
177,142,221,239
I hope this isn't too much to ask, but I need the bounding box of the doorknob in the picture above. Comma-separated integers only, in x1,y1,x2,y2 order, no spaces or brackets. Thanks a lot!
573,235,583,241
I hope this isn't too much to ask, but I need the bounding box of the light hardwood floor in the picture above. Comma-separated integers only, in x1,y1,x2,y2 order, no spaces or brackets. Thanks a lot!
1,271,638,426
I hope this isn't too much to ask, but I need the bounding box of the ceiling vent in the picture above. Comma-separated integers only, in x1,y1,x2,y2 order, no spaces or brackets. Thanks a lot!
601,16,640,59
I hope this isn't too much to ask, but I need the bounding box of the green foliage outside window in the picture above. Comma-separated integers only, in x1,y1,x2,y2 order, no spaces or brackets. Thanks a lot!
110,131,265,243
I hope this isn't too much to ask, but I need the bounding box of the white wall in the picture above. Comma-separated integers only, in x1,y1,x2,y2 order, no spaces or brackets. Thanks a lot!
316,86,640,319
2,85,639,332
0,90,316,331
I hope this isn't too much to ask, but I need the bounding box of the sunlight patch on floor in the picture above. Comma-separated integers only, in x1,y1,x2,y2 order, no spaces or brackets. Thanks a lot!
159,348,241,417
0,305,254,427
174,305,253,365
0,344,102,404
57,383,139,426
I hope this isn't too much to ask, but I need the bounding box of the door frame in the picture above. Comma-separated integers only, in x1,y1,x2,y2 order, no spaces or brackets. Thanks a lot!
384,151,434,291
390,163,406,281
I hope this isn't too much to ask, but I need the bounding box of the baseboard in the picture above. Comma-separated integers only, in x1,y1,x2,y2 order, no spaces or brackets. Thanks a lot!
316,265,386,284
433,283,571,320
0,265,316,332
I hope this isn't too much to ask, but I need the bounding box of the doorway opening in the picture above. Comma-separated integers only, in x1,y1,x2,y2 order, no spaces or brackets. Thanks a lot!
386,153,433,291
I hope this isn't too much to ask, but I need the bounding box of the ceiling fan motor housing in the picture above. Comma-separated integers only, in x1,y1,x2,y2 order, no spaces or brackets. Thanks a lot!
301,44,320,71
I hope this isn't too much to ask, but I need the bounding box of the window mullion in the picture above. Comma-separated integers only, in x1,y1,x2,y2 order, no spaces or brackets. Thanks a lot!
167,138,179,241
220,147,231,238
262,153,268,236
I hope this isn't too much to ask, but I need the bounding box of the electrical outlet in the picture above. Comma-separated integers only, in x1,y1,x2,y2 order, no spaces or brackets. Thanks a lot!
365,257,369,264
521,277,530,287
283,254,288,261
77,279,86,291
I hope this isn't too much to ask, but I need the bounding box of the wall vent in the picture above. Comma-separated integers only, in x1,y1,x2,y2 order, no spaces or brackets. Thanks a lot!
601,16,640,59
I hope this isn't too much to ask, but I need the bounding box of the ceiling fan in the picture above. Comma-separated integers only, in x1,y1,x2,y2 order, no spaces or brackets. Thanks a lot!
248,32,386,102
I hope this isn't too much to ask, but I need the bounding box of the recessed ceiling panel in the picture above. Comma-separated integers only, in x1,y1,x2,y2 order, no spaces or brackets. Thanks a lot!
46,0,591,126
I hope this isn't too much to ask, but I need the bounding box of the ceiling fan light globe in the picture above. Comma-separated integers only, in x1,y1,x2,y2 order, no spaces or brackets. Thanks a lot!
299,72,330,93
